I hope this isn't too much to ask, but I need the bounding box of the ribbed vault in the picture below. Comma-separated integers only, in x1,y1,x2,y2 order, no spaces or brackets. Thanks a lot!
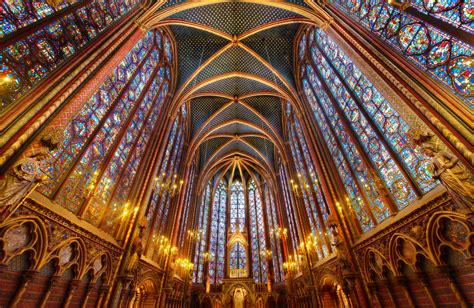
137,0,332,183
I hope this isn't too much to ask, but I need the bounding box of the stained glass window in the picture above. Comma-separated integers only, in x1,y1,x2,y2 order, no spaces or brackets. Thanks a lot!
286,104,331,259
39,30,173,236
193,183,211,283
248,179,268,283
230,181,245,232
298,26,437,232
1,0,140,111
209,180,227,284
278,161,300,251
329,0,473,105
179,163,197,248
41,31,173,235
264,183,284,282
229,243,247,272
146,106,187,253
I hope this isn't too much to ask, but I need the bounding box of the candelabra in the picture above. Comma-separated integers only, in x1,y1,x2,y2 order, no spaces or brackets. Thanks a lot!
154,173,184,197
187,229,202,242
0,69,20,101
260,249,272,259
203,251,214,262
282,254,299,273
270,226,287,241
290,172,319,197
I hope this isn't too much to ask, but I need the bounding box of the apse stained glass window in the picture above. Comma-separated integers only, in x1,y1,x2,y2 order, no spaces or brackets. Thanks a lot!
248,179,268,283
229,243,247,274
193,183,211,283
329,0,473,105
299,26,437,232
1,0,140,110
209,180,227,284
230,181,245,232
41,30,173,235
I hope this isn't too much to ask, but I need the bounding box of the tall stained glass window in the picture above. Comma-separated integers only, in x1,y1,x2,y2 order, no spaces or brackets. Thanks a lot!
264,183,284,282
1,0,140,110
145,104,187,258
229,243,247,274
298,27,436,232
41,30,173,235
209,180,227,284
248,179,268,283
230,181,245,232
329,0,473,106
286,103,331,259
278,160,300,251
179,163,197,248
193,183,211,283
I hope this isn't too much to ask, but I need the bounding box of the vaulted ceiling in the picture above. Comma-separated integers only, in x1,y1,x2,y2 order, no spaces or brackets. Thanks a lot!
137,0,333,181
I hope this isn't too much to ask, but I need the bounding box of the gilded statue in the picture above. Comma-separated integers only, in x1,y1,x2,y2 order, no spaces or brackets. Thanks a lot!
408,129,473,210
125,219,146,276
0,128,64,212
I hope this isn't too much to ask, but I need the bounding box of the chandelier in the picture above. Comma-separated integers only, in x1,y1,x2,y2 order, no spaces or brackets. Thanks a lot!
187,228,203,242
270,226,287,240
154,172,184,197
290,172,319,197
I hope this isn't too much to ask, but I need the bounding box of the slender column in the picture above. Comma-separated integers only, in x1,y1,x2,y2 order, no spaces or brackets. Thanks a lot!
8,270,38,307
416,271,438,307
80,282,95,308
63,279,81,307
380,279,398,307
39,275,59,308
436,265,469,308
367,282,382,307
96,285,109,308
395,275,417,307
244,179,253,279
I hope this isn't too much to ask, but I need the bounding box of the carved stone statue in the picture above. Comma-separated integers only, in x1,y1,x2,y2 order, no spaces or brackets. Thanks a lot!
125,219,146,276
0,128,64,212
408,129,473,210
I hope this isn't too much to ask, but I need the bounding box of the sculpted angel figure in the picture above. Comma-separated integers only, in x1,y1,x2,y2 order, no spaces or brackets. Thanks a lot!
0,128,63,211
409,129,473,210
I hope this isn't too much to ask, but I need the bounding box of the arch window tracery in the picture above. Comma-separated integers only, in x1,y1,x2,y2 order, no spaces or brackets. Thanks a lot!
299,27,437,232
329,0,473,103
1,0,140,110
